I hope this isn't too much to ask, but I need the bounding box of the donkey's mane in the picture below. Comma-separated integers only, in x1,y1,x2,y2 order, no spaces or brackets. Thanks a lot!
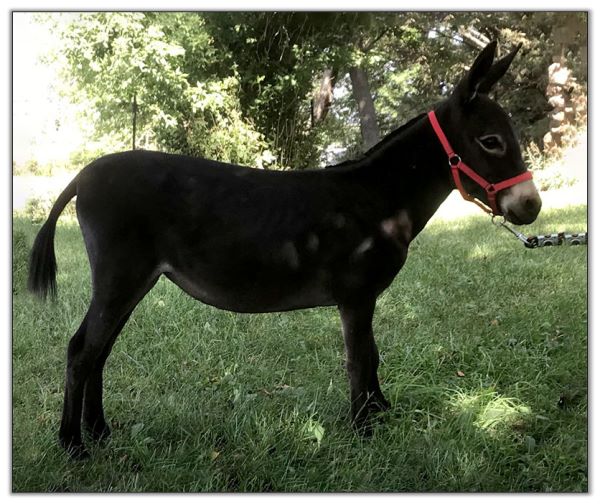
327,112,427,170
363,112,427,158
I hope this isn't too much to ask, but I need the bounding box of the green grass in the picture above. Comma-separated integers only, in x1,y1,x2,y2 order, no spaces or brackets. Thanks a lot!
12,205,587,492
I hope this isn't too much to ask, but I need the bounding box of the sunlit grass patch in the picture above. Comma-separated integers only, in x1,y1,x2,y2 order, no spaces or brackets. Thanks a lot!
451,388,531,436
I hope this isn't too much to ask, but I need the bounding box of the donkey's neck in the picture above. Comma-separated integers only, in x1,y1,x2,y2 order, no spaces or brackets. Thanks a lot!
351,112,454,239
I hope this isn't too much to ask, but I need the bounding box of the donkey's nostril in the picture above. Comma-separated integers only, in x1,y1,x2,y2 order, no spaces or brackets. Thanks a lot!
524,198,535,211
524,196,541,213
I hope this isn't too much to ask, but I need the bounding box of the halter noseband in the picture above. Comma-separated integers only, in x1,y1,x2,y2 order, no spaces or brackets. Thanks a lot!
427,110,533,216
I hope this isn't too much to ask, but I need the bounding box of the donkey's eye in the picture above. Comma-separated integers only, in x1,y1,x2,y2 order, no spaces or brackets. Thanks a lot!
481,136,501,148
477,134,506,155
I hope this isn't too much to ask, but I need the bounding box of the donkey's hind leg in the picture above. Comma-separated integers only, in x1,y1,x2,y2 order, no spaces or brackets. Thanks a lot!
59,267,159,459
82,309,133,442
59,298,125,458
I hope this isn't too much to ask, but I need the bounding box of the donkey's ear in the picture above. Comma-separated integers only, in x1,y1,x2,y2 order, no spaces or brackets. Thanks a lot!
476,43,522,94
453,40,497,104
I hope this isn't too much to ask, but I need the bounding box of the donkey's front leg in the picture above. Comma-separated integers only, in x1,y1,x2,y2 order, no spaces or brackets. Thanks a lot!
339,297,388,433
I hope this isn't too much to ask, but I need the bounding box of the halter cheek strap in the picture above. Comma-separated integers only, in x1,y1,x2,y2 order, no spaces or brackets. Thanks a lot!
427,110,533,216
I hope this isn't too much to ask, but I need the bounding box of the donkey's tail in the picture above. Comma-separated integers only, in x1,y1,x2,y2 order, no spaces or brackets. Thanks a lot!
27,177,78,299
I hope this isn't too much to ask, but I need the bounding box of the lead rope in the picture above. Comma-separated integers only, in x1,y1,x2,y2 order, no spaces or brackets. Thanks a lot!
491,215,588,248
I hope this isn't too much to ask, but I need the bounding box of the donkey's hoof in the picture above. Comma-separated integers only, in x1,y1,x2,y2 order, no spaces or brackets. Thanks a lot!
353,418,374,438
65,443,90,460
59,437,90,460
351,410,375,437
70,445,90,460
85,421,111,443
368,396,391,413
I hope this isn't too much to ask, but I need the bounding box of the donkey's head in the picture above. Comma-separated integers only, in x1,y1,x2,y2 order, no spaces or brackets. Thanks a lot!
437,41,541,225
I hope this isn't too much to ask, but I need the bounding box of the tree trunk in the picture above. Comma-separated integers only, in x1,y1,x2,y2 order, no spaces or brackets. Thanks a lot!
349,66,380,151
543,14,587,152
311,68,337,126
132,93,138,150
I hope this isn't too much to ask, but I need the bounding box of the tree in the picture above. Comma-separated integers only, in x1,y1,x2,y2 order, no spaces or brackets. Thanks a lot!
311,68,336,126
50,12,587,173
57,13,187,148
55,12,271,167
349,67,380,151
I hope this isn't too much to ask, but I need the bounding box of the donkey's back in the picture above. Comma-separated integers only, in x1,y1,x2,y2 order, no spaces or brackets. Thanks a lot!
54,150,399,314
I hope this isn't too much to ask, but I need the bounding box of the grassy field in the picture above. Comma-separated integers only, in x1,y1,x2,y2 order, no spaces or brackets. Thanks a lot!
12,204,587,492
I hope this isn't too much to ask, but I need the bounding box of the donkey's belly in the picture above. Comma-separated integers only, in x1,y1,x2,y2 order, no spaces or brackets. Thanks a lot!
163,264,336,313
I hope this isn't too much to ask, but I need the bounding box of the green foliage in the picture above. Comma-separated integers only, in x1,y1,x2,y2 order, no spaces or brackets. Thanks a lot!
47,12,586,172
440,12,587,145
13,159,60,177
309,11,587,162
163,76,272,167
524,140,580,192
55,13,270,167
58,13,188,147
203,12,334,167
12,159,39,176
23,196,53,224
21,195,76,224
69,147,109,171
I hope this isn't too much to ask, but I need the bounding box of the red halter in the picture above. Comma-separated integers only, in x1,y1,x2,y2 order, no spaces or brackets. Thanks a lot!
427,110,533,216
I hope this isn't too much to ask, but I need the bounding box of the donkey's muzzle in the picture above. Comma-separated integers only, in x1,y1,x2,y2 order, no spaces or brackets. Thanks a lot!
499,179,542,225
